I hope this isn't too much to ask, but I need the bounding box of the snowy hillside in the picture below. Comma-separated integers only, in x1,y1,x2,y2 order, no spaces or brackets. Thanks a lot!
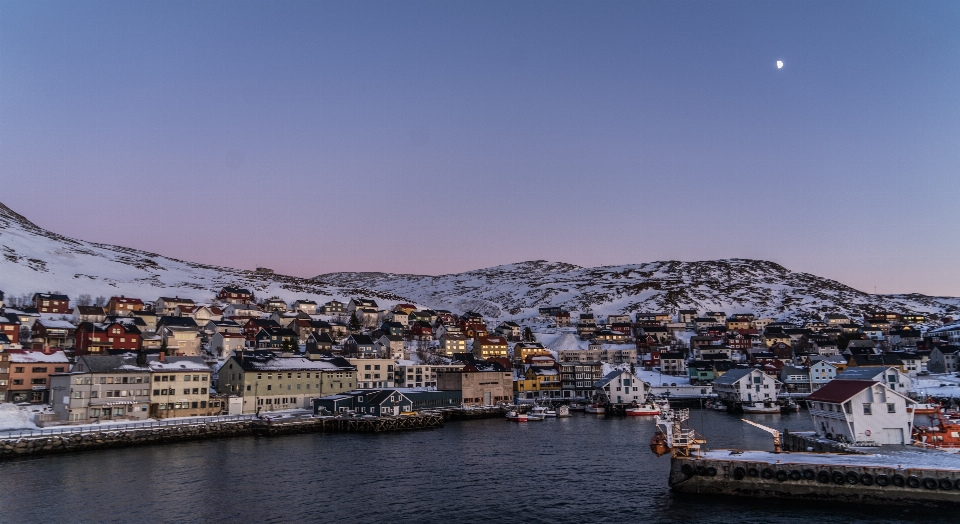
0,202,405,307
317,260,960,321
3,201,958,321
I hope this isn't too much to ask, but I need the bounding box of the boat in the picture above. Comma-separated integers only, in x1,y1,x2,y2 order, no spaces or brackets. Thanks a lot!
782,399,801,413
527,406,548,421
568,403,585,412
505,410,528,422
626,400,664,416
556,405,572,417
544,408,558,417
741,401,781,414
711,401,728,412
585,403,606,414
914,405,960,450
911,403,940,415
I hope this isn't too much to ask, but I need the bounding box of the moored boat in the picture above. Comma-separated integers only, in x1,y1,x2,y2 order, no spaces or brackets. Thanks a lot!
914,405,960,449
556,405,572,417
782,399,801,412
506,410,528,422
585,403,606,414
626,400,664,416
741,401,781,414
569,403,585,412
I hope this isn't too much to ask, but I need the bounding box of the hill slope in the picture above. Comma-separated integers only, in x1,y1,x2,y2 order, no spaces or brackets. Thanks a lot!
2,201,957,321
316,260,960,321
0,202,406,306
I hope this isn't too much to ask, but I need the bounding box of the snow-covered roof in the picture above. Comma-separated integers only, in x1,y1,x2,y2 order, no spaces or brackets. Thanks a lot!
9,350,69,363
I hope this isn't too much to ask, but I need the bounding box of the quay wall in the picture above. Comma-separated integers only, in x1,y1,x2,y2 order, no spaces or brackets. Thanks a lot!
669,456,960,506
0,414,444,459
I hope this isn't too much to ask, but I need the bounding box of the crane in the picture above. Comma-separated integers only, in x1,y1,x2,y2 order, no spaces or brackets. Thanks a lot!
742,418,782,453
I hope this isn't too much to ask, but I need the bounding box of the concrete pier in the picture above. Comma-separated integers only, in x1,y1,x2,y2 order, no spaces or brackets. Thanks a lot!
669,452,960,506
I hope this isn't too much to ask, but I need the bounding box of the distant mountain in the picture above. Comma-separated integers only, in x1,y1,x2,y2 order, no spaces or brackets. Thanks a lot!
0,202,404,306
316,260,960,321
2,201,957,321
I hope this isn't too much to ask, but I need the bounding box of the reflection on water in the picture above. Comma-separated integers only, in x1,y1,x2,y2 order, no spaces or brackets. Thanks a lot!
0,411,946,523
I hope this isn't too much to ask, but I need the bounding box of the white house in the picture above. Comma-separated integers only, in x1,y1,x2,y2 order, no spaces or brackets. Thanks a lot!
210,332,247,359
809,360,840,390
712,368,781,403
594,369,646,405
805,379,915,445
377,335,405,360
928,346,960,374
836,366,913,393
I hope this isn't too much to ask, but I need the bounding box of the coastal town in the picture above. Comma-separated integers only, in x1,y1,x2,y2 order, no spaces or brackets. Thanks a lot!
2,286,959,452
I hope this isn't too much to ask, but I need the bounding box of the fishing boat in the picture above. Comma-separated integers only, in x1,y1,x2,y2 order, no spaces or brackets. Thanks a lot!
914,405,960,450
556,405,572,417
711,401,728,412
568,403,585,412
528,406,549,420
911,403,940,415
506,410,528,422
585,403,606,414
782,399,801,412
625,400,664,416
741,401,780,414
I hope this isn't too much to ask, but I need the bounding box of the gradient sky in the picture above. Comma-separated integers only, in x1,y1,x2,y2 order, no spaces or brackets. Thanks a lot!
2,1,959,295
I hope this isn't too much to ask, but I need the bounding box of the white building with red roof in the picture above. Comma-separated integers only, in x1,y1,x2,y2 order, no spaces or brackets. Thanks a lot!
805,379,915,446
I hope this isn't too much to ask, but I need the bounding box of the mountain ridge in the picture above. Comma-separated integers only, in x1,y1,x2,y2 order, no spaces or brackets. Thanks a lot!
1,202,958,320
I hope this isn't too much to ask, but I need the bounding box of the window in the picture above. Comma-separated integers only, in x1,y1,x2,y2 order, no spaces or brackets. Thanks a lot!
184,375,191,382
184,389,190,395
863,403,872,415
153,389,160,396
31,378,46,385
887,403,896,414
14,367,24,373
72,391,83,399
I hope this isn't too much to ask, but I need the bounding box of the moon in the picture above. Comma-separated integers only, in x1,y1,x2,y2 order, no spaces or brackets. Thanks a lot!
776,60,783,69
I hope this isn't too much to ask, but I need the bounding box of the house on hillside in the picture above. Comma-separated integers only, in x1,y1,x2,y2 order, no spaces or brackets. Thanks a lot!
217,287,253,305
33,293,70,314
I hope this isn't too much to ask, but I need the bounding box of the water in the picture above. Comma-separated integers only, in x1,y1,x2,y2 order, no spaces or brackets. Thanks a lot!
0,410,944,523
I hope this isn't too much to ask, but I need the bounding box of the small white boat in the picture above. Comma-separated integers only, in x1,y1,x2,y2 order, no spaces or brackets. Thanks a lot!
506,410,528,422
742,401,781,414
712,402,728,412
585,403,606,414
569,403,585,412
556,405,572,417
528,406,548,420
526,412,546,421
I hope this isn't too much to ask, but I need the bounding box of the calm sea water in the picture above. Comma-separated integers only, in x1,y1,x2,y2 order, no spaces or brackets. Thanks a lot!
0,410,945,523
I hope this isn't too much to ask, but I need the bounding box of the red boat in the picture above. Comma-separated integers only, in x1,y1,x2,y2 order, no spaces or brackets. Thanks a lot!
913,405,960,449
626,400,664,416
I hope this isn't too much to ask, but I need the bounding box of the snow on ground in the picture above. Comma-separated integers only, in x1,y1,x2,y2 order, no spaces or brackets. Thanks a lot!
701,447,960,470
0,403,38,431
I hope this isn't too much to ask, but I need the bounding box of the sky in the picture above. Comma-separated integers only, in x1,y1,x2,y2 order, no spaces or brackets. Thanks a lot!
1,1,959,295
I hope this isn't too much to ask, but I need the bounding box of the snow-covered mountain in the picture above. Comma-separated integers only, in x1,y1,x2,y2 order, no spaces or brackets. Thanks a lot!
316,260,960,322
2,201,958,321
0,202,406,307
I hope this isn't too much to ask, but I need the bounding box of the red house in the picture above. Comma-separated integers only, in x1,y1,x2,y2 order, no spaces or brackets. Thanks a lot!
218,287,253,305
0,314,21,345
243,318,280,341
642,350,662,370
74,322,142,355
409,321,433,340
33,293,70,314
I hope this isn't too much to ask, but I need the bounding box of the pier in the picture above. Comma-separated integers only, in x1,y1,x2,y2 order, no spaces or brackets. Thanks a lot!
0,412,445,459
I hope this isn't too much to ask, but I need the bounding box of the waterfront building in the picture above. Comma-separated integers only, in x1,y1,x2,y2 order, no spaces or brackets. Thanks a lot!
350,358,395,388
558,361,603,400
5,349,69,403
805,379,915,445
594,369,645,405
437,361,512,406
394,361,465,389
50,354,152,422
313,389,461,416
218,351,357,413
147,354,219,418
514,365,562,401
712,368,781,404
836,366,912,393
